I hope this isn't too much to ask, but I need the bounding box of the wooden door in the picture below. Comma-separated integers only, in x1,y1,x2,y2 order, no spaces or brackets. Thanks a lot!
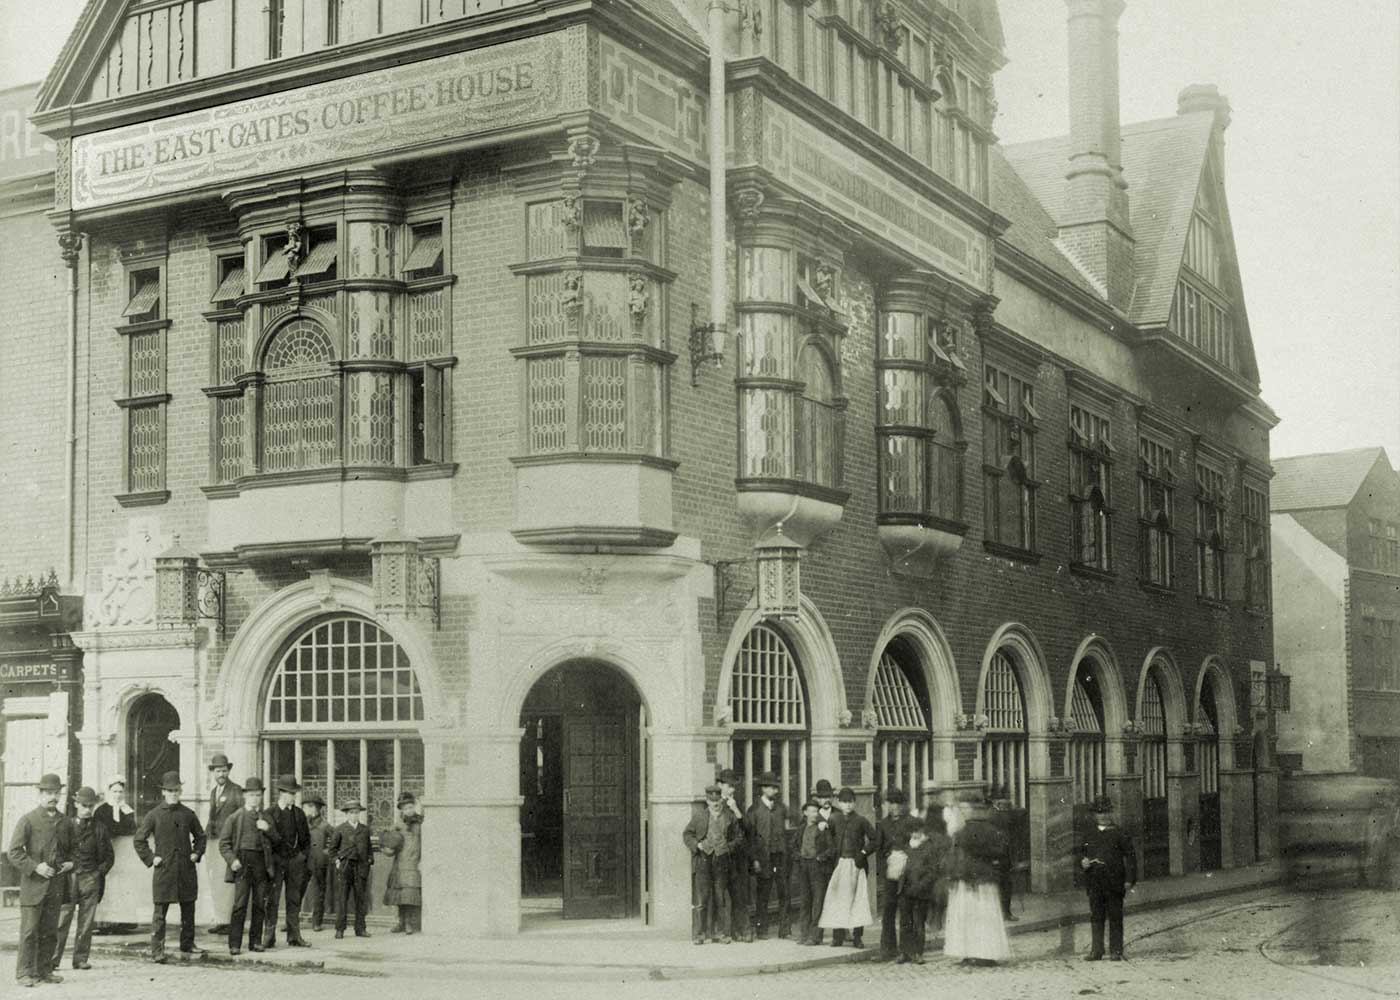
1142,796,1171,878
1199,792,1222,870
128,695,179,821
562,714,631,918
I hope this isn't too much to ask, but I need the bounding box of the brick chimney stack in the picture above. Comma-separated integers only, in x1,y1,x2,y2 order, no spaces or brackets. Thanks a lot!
1060,0,1135,310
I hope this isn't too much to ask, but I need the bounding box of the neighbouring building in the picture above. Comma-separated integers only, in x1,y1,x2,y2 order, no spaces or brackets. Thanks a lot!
1273,447,1400,780
21,0,1277,935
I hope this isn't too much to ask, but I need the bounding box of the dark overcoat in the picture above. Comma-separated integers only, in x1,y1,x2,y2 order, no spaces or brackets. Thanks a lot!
133,801,207,902
1077,823,1138,893
745,799,789,869
7,807,75,906
329,823,373,865
207,780,244,844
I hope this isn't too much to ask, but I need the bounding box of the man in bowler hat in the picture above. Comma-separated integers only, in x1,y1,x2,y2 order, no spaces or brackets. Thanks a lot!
745,771,790,939
302,794,333,931
8,773,74,987
53,786,114,972
132,771,207,963
219,777,277,955
330,801,373,938
263,774,311,948
1076,793,1137,961
204,753,242,935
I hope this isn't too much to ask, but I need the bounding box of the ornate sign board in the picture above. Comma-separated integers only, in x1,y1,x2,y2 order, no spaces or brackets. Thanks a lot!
0,661,69,684
69,31,581,211
0,84,56,182
760,103,992,291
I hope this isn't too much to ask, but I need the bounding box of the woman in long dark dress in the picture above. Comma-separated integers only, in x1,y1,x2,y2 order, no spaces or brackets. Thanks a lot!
381,793,424,934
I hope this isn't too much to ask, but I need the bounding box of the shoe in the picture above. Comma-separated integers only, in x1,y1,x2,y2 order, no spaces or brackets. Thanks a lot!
149,955,169,965
311,923,323,933
19,977,37,987
755,930,769,941
289,939,311,948
229,948,241,956
692,938,705,946
334,931,345,940
1005,913,1019,922
355,931,371,938
1085,953,1104,962
391,926,405,934
717,935,732,944
261,941,276,950
73,962,92,971
404,929,416,936
896,955,910,964
40,974,64,984
248,945,266,953
208,924,229,935
913,956,926,965
181,945,207,956
1110,953,1124,962
879,951,898,962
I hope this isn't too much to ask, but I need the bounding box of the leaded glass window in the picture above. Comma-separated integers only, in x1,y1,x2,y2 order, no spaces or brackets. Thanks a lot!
983,651,1028,808
264,617,424,729
728,624,811,810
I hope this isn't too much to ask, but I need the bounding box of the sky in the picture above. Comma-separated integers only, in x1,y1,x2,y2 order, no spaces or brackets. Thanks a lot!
3,0,1397,462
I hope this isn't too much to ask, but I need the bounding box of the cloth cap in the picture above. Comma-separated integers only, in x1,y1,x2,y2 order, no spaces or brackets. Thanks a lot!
159,772,183,791
837,787,856,803
397,792,417,808
208,753,233,771
303,794,325,808
813,779,834,797
75,786,99,806
1090,794,1114,813
243,777,265,793
276,774,301,793
704,785,723,802
37,773,63,792
802,799,821,811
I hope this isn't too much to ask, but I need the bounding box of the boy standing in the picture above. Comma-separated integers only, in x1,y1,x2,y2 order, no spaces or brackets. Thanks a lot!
8,773,74,987
52,787,114,971
820,787,873,947
896,817,938,964
873,787,918,961
794,800,834,946
1077,794,1137,961
263,775,311,949
302,795,332,931
330,801,373,939
683,785,738,944
745,772,789,940
218,777,277,956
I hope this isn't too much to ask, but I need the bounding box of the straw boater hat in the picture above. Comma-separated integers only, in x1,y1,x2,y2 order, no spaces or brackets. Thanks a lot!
340,800,363,813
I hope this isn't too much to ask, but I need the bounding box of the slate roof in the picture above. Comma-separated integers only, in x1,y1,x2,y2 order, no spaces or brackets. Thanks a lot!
1000,112,1216,327
989,147,1100,298
1270,447,1389,511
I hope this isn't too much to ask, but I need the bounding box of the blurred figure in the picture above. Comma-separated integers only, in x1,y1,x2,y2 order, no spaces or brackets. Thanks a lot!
943,791,1011,967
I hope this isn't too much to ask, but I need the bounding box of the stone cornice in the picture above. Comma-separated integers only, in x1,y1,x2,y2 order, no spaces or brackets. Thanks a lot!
71,626,206,652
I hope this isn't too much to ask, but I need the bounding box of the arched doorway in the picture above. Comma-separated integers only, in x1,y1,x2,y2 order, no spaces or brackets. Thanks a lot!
982,648,1030,891
519,660,645,920
1139,663,1171,879
1198,674,1223,871
872,638,932,812
1069,658,1107,852
127,694,179,821
725,624,811,809
260,615,427,917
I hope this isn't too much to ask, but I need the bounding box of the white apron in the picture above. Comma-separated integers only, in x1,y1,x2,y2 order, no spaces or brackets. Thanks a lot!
818,857,874,929
943,881,1012,961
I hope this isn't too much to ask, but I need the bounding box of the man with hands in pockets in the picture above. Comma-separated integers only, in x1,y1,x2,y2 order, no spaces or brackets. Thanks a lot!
132,771,207,964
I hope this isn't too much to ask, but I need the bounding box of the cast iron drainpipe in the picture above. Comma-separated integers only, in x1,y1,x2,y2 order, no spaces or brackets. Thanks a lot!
61,232,82,589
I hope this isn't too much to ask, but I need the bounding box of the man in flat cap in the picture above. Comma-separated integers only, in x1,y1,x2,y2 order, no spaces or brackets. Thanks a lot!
1076,793,1137,961
219,777,277,956
329,801,373,939
52,786,114,972
204,753,242,936
744,771,790,939
683,785,740,944
8,773,74,987
263,774,311,948
301,794,332,932
132,771,207,964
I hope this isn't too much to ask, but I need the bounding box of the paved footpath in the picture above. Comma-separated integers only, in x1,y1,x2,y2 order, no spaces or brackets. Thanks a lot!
8,888,1399,999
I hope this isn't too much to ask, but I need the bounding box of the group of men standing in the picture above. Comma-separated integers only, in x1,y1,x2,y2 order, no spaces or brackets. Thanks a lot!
7,755,383,987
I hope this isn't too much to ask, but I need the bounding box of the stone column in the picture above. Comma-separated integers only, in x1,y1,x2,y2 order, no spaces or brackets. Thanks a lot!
1167,737,1200,875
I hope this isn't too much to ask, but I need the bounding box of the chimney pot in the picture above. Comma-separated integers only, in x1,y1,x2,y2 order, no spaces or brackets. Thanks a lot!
1178,84,1232,130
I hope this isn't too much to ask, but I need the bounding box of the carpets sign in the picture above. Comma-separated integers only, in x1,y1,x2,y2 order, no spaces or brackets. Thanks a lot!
70,32,574,211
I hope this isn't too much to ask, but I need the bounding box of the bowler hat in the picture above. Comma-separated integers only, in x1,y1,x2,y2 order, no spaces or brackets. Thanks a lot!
37,773,62,792
75,786,99,807
1090,794,1114,813
276,774,301,793
704,784,722,802
756,771,781,789
303,794,326,808
813,779,834,797
397,792,417,808
243,777,265,793
884,786,907,805
340,800,364,813
160,771,183,791
717,768,739,785
837,786,856,803
208,753,233,771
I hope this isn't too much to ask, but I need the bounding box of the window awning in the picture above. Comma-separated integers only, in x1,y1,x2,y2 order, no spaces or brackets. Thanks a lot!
1022,398,1041,422
210,266,245,303
294,241,337,279
797,276,826,308
928,336,951,363
984,383,1007,408
122,280,160,318
255,251,290,284
402,235,443,273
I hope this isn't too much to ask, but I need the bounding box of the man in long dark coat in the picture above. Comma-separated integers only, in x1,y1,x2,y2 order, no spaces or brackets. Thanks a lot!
329,801,373,938
263,774,311,948
745,771,790,939
1076,793,1137,961
8,773,74,986
132,771,207,963
204,753,242,935
717,769,752,942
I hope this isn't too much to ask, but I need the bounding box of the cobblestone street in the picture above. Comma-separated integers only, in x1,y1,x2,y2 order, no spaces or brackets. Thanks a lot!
13,889,1398,999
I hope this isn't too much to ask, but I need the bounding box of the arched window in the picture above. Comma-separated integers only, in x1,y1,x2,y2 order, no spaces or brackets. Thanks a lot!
928,393,964,523
727,624,810,808
261,616,425,830
872,641,931,811
982,650,1027,808
1198,673,1223,871
1140,663,1171,878
1069,663,1106,804
795,342,841,488
258,317,396,474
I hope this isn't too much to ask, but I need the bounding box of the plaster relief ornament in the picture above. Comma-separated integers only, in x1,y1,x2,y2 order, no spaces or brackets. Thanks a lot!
282,221,305,269
876,0,903,50
88,517,172,629
742,0,763,45
578,565,608,595
628,273,649,323
814,264,837,306
861,707,880,730
568,134,599,173
627,197,650,237
734,187,765,219
561,192,583,229
839,708,853,728
560,270,583,313
58,231,84,266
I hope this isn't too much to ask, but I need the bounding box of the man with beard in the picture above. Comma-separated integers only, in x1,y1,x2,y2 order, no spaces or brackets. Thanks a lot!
9,773,75,987
204,754,242,936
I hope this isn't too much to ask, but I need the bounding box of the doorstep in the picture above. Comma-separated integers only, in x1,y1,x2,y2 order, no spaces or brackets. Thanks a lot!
0,859,1282,981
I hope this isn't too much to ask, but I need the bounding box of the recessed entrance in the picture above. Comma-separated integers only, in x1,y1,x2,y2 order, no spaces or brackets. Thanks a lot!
127,693,179,820
519,660,646,920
